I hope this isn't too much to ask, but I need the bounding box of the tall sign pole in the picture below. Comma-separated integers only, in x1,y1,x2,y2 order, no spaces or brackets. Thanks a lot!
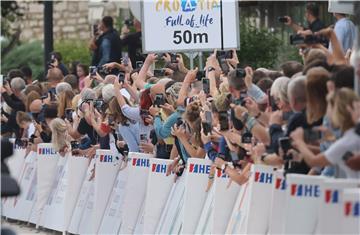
43,1,53,79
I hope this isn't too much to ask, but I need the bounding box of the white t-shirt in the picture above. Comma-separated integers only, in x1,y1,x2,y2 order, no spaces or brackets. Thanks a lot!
324,128,360,179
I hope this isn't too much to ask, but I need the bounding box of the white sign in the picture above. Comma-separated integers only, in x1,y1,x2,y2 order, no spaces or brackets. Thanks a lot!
142,0,239,52
328,0,354,15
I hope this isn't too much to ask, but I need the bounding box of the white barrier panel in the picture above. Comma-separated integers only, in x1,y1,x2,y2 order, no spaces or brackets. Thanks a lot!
283,174,324,234
268,170,286,235
195,182,215,234
143,158,174,234
341,188,360,234
32,143,60,225
63,156,90,231
67,159,95,234
77,179,95,234
155,172,186,234
98,158,131,234
40,155,68,229
3,151,37,222
118,152,153,234
2,145,27,218
181,158,212,234
211,168,241,234
238,164,274,234
316,179,359,234
92,149,121,233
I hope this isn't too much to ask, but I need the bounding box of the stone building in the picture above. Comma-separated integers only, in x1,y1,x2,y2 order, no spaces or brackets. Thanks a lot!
16,0,130,42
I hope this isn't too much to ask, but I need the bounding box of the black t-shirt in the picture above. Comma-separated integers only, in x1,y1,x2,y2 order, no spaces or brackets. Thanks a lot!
77,118,97,145
308,18,326,32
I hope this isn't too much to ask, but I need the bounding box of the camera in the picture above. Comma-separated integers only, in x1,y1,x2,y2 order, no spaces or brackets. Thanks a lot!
124,19,134,27
154,94,166,107
278,137,293,160
65,108,74,122
278,16,288,23
196,70,206,81
290,34,327,45
118,72,125,83
242,132,253,144
154,69,166,77
219,111,229,131
202,78,210,95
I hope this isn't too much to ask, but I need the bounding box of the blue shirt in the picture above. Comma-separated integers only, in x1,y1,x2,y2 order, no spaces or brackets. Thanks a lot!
118,122,140,152
154,110,182,139
330,17,358,53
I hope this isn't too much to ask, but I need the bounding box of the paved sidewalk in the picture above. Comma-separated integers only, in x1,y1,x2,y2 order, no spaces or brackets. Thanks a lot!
1,218,60,235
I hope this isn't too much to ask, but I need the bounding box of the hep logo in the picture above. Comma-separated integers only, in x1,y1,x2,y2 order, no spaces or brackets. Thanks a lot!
344,201,360,217
181,0,197,12
99,155,113,163
132,158,150,167
275,178,286,190
325,189,339,204
290,184,320,198
189,163,210,174
38,148,57,155
254,172,273,184
152,163,167,173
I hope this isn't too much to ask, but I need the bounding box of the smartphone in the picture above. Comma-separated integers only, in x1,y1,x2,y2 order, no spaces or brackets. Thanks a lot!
342,151,354,161
176,117,183,127
236,68,246,78
278,16,288,23
278,137,292,153
71,141,80,155
140,109,150,119
89,66,97,77
65,108,74,122
154,69,166,77
170,53,178,63
92,24,98,36
49,90,56,101
216,50,233,59
242,132,253,144
203,78,210,95
140,133,148,143
118,72,125,83
94,99,104,111
122,55,129,66
304,128,321,142
205,111,212,124
218,56,230,75
15,138,28,148
108,115,114,126
154,93,165,107
219,111,229,131
136,61,144,69
202,122,212,135
196,70,206,81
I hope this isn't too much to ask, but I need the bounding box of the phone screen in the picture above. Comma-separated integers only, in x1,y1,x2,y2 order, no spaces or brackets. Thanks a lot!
203,78,210,95
219,111,229,131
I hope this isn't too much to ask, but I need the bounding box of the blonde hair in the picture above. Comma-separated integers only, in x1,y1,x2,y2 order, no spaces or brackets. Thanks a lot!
270,76,290,104
16,111,32,125
306,67,329,124
50,118,69,151
332,88,360,132
57,90,75,118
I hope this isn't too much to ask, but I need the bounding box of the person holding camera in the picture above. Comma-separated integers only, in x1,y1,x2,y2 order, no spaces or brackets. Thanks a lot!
291,88,360,179
120,18,144,66
283,2,326,36
90,16,122,68
48,52,69,76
